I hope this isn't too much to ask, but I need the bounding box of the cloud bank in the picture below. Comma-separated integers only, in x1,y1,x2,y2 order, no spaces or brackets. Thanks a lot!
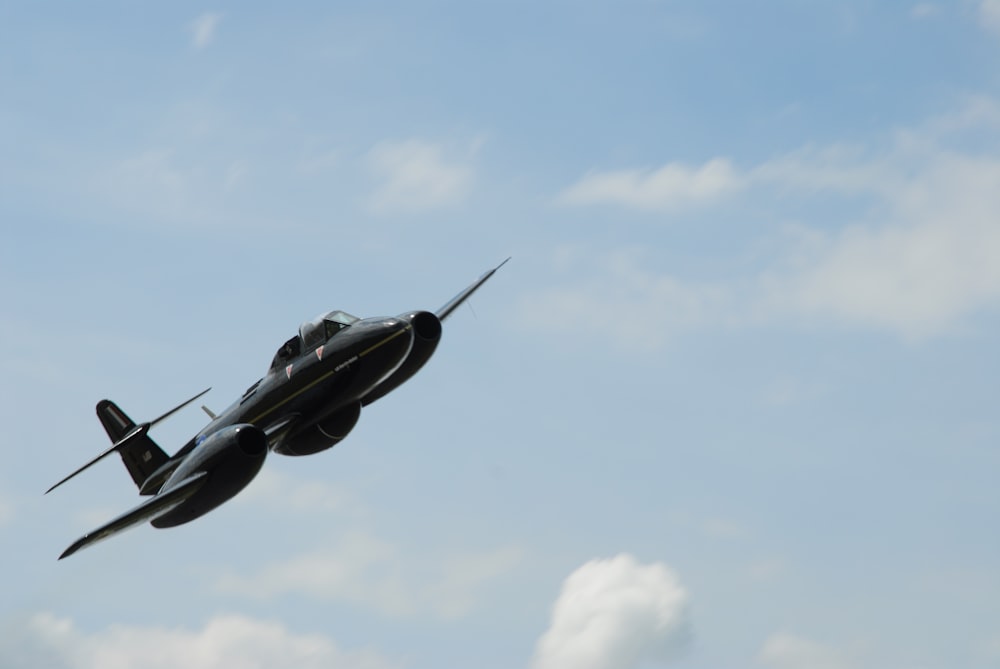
216,532,522,620
540,99,1000,342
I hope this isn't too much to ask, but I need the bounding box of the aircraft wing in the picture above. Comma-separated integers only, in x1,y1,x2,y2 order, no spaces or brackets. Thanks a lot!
59,472,208,560
260,414,298,452
263,414,297,439
436,258,510,321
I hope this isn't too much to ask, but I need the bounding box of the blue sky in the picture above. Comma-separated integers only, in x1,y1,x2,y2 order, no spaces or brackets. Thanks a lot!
2,2,1000,668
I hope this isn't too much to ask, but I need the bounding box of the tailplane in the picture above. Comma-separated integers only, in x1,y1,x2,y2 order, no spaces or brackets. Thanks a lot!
45,388,210,495
96,400,170,490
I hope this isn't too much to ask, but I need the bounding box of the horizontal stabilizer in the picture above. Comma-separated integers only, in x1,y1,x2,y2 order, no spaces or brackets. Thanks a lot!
436,257,509,321
58,472,207,560
45,443,121,495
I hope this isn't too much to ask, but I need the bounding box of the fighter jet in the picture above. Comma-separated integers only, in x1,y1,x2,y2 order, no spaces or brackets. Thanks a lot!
48,259,509,559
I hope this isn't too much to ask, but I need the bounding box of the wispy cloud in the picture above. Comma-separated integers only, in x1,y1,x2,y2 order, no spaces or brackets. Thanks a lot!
518,246,732,350
365,139,475,213
190,12,224,50
910,3,939,20
90,147,254,229
538,99,1000,343
532,554,691,669
0,612,397,669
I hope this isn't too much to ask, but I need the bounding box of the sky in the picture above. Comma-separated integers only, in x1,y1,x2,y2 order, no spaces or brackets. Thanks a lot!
1,1,1000,668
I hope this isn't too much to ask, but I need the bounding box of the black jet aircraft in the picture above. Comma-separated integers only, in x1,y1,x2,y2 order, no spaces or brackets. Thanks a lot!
49,259,508,559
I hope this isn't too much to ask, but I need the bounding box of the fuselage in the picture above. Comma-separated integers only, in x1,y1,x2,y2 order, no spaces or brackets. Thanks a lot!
139,314,418,494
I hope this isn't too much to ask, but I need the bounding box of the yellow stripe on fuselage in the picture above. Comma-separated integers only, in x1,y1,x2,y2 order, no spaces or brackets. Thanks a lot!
247,324,411,426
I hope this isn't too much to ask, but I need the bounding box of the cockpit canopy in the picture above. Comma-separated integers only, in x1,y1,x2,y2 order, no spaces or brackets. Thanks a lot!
270,310,360,372
299,310,360,349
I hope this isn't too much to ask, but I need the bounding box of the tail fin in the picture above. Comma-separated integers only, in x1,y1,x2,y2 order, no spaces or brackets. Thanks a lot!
96,400,170,490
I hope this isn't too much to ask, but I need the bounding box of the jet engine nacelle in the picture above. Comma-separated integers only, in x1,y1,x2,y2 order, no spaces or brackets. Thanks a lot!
361,310,442,406
152,424,267,528
274,401,362,456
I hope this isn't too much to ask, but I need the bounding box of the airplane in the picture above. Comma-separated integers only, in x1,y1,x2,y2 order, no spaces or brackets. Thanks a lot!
48,258,509,559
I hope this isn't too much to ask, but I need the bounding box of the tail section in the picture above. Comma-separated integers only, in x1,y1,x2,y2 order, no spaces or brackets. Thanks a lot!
96,400,170,490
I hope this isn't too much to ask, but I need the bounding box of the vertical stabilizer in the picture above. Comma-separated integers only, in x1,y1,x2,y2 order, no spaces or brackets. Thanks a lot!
96,400,170,491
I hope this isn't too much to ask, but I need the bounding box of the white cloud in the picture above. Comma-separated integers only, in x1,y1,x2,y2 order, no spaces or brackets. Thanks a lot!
558,158,743,210
757,633,853,669
190,13,224,49
216,532,522,620
532,554,691,669
981,0,1000,34
0,612,397,669
366,139,474,213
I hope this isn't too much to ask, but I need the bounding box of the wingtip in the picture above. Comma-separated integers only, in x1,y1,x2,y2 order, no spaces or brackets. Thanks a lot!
435,257,511,321
488,257,511,276
58,540,82,560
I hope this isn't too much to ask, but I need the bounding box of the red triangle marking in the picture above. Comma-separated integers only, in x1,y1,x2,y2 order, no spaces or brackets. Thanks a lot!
285,364,293,379
316,345,324,361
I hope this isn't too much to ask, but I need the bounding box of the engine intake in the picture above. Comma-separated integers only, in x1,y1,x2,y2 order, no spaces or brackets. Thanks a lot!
360,311,442,406
152,424,267,528
274,402,362,456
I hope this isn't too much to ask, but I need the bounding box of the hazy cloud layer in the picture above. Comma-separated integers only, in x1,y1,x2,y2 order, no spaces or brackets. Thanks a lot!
216,533,522,620
519,246,732,350
532,554,691,669
91,148,248,228
0,612,396,669
234,468,362,516
757,633,853,669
